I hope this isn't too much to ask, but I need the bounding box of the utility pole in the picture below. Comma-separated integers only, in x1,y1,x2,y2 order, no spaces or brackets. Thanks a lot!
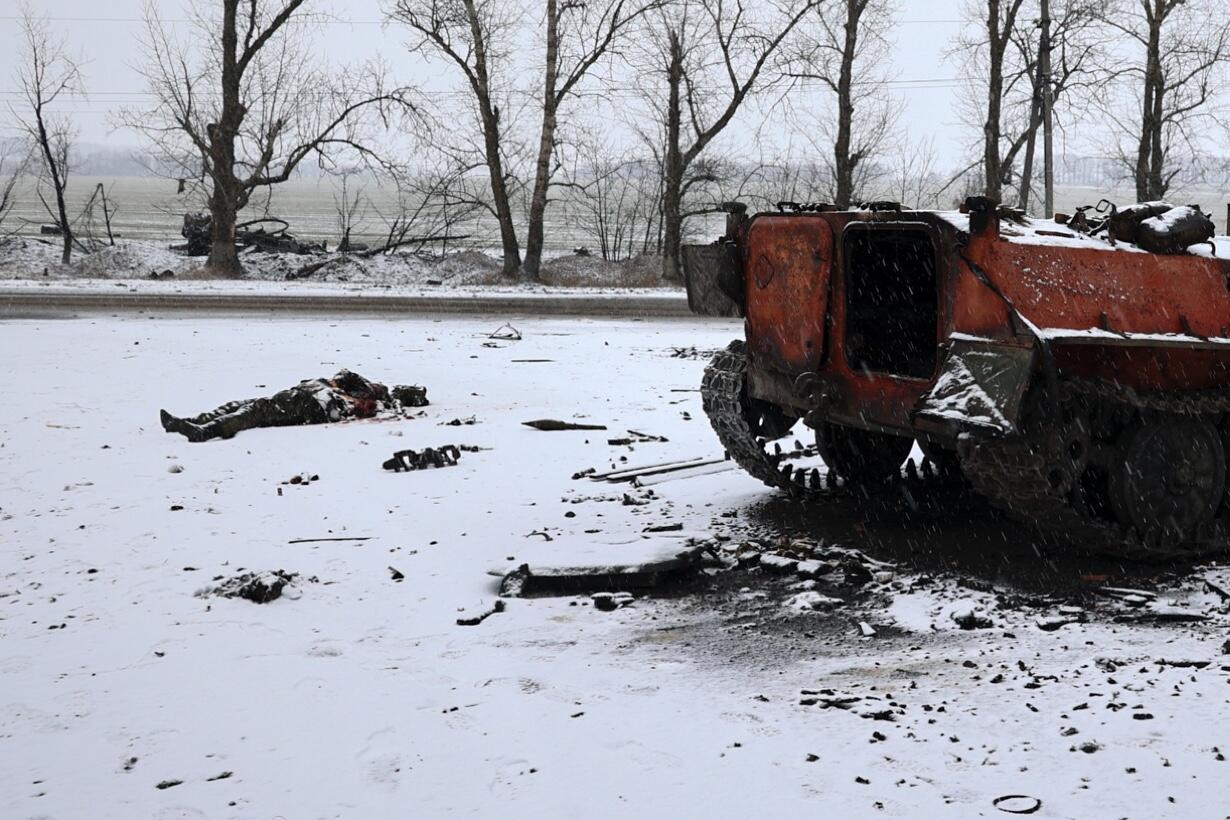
1017,57,1043,213
1040,0,1055,217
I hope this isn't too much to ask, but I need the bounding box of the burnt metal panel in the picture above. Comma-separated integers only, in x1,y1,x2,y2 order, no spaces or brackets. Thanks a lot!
682,243,743,318
744,216,833,376
913,339,1036,435
964,233,1230,339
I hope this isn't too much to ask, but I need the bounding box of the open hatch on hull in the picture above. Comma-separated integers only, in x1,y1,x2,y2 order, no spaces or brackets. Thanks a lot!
843,225,939,379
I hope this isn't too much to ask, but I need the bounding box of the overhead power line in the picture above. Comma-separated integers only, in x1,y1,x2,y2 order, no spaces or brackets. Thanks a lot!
0,77,964,102
0,15,965,25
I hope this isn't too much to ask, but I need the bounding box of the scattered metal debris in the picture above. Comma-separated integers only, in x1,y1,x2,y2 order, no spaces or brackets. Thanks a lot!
523,419,607,431
669,347,719,360
489,323,522,341
1155,658,1211,669
952,606,994,630
634,461,734,487
1204,576,1230,604
496,541,709,597
592,591,635,611
1037,614,1082,631
589,456,727,483
287,536,371,544
383,445,462,472
457,599,505,626
993,795,1042,815
176,213,324,257
608,430,670,446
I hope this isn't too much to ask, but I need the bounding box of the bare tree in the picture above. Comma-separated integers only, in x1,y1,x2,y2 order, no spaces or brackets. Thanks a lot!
566,139,664,262
881,136,945,209
0,147,26,240
1096,0,1230,201
520,0,663,279
78,183,119,249
954,0,1030,203
367,155,485,257
391,0,525,276
12,6,83,265
1010,0,1108,212
786,0,899,208
636,0,824,281
126,1,419,276
333,172,368,252
740,157,832,208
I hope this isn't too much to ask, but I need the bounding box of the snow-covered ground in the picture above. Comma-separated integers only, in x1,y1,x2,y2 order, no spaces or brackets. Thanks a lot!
2,315,1229,819
0,237,675,290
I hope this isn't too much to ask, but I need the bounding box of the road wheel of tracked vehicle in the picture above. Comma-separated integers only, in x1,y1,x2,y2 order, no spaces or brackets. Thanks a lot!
919,441,964,481
1108,418,1225,544
747,398,797,440
815,423,913,485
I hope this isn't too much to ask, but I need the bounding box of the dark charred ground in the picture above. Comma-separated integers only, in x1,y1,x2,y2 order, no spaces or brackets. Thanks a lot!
629,482,1230,672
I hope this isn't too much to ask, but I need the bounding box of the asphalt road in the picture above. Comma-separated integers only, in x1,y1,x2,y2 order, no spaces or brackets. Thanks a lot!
0,287,696,319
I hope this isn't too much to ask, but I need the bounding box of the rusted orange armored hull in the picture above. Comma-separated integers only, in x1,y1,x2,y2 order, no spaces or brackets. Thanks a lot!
686,199,1230,559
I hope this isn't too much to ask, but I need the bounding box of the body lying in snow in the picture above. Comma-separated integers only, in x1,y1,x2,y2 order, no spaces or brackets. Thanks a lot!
160,370,428,442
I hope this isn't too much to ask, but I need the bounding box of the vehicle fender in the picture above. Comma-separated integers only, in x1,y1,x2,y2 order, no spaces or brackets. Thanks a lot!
913,338,1037,437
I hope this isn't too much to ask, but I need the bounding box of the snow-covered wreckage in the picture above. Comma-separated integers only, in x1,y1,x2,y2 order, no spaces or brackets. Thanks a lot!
683,196,1230,561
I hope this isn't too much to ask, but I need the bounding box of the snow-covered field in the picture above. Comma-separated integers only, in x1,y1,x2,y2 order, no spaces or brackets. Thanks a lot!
0,237,674,290
2,314,1229,819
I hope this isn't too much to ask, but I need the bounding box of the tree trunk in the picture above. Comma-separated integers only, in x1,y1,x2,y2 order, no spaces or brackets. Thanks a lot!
983,27,1004,201
661,30,685,282
833,0,863,209
1018,61,1043,212
1136,7,1162,202
204,0,245,277
484,112,522,277
523,0,560,282
460,0,520,277
206,179,242,276
982,0,1017,204
34,111,73,265
53,174,71,265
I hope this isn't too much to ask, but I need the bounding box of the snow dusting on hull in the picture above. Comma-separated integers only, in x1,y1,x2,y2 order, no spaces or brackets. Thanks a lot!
935,210,1230,259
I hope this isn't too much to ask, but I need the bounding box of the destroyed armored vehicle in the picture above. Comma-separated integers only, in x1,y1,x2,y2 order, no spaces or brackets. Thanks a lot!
684,197,1230,559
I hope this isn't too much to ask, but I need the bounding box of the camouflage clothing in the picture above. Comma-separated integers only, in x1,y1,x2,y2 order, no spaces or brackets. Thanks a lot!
160,370,428,442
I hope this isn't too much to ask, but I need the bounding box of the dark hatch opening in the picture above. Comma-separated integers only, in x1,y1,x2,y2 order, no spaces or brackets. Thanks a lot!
843,227,938,379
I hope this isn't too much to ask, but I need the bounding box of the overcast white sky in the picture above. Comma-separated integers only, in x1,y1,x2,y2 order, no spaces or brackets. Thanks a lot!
0,0,1084,168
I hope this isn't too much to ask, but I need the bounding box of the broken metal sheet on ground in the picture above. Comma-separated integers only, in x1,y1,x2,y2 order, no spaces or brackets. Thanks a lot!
490,534,711,596
523,419,608,432
633,460,736,487
607,430,670,445
589,455,727,483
